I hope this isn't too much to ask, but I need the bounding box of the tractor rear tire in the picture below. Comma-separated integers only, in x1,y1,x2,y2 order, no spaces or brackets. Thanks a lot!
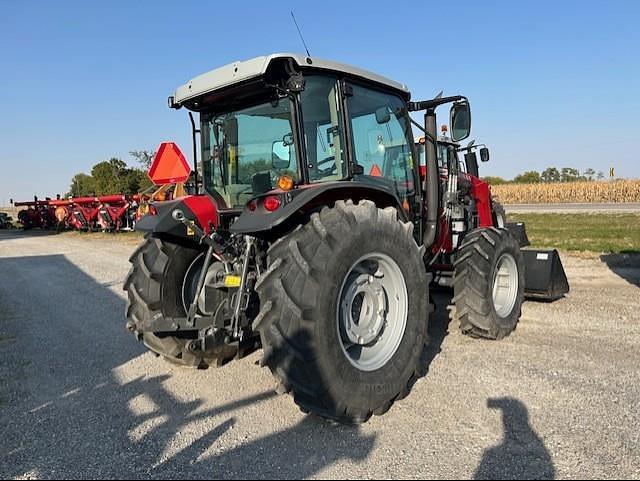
453,228,525,340
124,236,221,369
255,200,430,424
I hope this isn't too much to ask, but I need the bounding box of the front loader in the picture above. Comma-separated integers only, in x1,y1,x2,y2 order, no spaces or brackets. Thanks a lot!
125,53,568,424
417,133,569,300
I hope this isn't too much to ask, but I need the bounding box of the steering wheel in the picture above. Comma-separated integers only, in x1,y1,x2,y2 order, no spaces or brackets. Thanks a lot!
316,156,337,175
236,185,254,195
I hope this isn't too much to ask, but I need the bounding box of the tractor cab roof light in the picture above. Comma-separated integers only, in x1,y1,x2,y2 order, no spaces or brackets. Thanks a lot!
277,175,295,192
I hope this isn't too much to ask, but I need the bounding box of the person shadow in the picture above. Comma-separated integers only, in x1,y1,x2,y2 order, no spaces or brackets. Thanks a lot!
474,398,555,480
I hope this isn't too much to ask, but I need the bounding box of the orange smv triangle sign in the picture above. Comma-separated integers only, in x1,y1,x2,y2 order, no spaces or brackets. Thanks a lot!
148,142,192,185
369,164,383,177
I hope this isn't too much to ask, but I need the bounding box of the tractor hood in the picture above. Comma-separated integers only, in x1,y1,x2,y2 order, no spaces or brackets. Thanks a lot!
170,52,410,110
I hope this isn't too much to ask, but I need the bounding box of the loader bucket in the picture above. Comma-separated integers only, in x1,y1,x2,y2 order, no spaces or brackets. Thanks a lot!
506,222,530,248
522,249,570,301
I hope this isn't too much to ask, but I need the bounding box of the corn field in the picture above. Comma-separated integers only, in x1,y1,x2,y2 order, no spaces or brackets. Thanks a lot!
491,180,640,204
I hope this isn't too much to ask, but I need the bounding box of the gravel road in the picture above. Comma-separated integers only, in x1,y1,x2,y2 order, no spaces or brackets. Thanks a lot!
1,230,639,479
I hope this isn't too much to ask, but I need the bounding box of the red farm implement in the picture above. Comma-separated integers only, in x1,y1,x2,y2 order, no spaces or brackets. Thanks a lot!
14,194,143,232
14,199,55,230
96,195,139,231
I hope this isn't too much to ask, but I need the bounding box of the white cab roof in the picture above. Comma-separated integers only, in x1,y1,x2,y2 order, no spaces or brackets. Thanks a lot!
173,52,409,106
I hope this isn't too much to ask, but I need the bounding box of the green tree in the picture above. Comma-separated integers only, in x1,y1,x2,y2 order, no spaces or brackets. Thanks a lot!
560,167,581,183
541,167,561,183
68,157,154,198
130,150,156,170
69,173,95,197
91,158,129,194
597,171,605,180
124,168,153,194
584,168,596,181
482,176,510,185
513,171,542,184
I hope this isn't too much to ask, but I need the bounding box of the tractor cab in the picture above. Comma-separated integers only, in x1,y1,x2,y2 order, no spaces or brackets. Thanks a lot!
167,53,437,230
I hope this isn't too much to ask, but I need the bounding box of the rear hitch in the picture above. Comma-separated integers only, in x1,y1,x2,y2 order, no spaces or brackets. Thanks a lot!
188,328,227,353
125,321,143,341
172,208,227,328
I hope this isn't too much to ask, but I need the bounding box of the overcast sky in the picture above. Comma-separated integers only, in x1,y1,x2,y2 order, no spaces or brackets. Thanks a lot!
1,0,639,205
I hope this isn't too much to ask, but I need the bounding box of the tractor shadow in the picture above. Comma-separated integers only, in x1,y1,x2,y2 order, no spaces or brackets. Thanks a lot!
600,252,640,288
474,398,555,480
0,254,375,479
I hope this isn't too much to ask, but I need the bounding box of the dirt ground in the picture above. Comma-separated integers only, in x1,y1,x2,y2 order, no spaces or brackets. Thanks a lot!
0,230,639,479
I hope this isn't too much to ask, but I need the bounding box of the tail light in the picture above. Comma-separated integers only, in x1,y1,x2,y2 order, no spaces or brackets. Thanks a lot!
263,195,282,212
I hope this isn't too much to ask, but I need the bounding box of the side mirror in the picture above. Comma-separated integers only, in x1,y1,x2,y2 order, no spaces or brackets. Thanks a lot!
375,106,391,124
480,147,490,162
272,141,291,170
450,100,471,142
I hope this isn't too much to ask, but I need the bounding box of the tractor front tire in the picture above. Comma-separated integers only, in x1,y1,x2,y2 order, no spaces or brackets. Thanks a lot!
124,236,222,369
453,228,525,340
492,202,507,228
255,200,430,424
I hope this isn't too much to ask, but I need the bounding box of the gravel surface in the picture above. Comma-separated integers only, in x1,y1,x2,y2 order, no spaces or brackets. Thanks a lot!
0,230,639,479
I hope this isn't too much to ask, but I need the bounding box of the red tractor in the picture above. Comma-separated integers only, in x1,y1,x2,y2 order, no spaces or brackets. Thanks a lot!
125,54,567,424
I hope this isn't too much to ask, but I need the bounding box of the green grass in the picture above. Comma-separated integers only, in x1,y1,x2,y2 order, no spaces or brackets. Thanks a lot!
509,213,640,254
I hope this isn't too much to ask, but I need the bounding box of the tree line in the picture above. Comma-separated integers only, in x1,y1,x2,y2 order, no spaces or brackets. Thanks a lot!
483,167,606,186
68,151,155,197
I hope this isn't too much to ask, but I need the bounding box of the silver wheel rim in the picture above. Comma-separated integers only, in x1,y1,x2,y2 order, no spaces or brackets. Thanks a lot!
337,253,408,372
182,253,205,315
492,253,519,318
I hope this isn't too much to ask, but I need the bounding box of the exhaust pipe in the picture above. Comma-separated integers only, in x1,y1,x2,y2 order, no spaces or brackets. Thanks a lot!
422,108,439,248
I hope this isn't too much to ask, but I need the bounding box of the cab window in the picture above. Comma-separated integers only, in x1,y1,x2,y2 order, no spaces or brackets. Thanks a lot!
299,75,348,182
346,84,417,199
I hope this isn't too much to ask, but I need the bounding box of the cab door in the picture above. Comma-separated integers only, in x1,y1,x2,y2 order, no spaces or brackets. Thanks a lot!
344,83,420,225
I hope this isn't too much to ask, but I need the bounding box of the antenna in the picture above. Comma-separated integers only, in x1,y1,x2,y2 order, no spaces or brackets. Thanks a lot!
291,11,311,57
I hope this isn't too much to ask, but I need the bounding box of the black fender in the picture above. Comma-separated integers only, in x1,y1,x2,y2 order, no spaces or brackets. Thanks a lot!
135,195,219,244
230,180,409,236
135,199,184,235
